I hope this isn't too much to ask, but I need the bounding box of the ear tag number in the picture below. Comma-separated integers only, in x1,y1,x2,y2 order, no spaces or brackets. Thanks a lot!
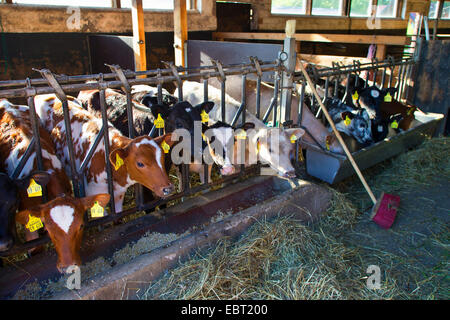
114,153,124,171
391,120,399,129
200,110,209,123
155,113,165,129
384,92,392,102
352,91,359,101
161,140,170,153
344,116,352,126
90,201,104,218
27,179,42,198
290,134,298,144
26,214,44,232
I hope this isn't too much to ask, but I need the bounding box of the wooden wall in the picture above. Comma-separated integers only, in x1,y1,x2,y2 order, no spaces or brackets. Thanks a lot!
245,0,450,33
0,1,216,33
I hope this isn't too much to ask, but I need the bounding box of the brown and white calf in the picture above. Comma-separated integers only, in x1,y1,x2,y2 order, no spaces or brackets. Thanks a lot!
34,94,176,213
16,193,110,273
0,99,72,208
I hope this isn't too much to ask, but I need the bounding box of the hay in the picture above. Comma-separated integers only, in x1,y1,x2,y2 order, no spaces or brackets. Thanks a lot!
140,136,449,300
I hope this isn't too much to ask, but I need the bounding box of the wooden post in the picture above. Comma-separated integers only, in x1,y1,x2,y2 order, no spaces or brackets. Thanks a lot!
174,0,188,67
131,0,147,72
280,20,297,124
376,44,387,60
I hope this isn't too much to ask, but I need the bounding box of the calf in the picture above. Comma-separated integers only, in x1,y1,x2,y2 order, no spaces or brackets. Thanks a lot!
34,94,176,213
0,99,73,251
16,193,110,273
180,81,305,178
379,99,417,132
0,171,49,252
326,98,373,147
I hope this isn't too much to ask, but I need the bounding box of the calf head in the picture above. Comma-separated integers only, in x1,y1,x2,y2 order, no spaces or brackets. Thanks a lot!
109,134,177,198
254,127,305,179
203,122,256,176
350,86,397,119
339,110,373,146
0,172,50,252
153,101,215,157
16,193,110,273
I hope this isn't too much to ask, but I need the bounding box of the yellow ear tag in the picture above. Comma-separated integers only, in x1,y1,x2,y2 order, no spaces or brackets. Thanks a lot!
26,214,44,232
391,120,399,129
202,133,206,141
236,131,247,140
200,110,209,123
114,153,124,171
90,201,104,218
352,91,359,101
256,141,261,154
407,107,414,116
27,179,42,198
161,140,170,153
155,113,165,129
384,92,392,102
290,134,298,144
325,140,330,151
344,116,352,126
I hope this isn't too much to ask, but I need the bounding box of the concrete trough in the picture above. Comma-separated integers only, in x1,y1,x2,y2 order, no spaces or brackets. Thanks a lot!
1,175,331,300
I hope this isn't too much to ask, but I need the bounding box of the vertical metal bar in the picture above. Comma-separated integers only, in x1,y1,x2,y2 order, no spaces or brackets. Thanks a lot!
395,64,405,100
202,77,209,186
256,76,261,119
241,74,247,125
381,67,387,88
99,84,116,215
221,80,226,122
342,72,350,102
25,84,48,202
273,73,279,127
295,81,306,166
334,76,339,98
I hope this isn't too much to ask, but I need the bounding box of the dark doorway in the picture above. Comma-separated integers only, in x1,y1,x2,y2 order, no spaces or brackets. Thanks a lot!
216,1,251,32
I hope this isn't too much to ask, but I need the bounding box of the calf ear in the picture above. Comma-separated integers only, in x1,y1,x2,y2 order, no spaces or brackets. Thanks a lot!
78,193,110,212
196,101,215,114
341,111,354,120
16,207,44,226
150,104,171,119
109,147,129,169
153,133,177,148
14,171,50,190
382,87,397,97
285,128,305,140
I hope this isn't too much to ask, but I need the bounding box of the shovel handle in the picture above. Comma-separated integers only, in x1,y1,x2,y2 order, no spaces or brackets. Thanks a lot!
298,63,377,205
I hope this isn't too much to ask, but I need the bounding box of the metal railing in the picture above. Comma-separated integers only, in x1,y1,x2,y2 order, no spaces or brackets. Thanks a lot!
0,52,417,256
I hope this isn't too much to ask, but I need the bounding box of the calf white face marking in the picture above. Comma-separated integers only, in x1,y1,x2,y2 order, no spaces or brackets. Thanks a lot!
135,138,163,169
50,205,74,234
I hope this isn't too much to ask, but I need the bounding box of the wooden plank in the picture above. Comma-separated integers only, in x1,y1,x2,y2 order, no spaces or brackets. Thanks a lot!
213,32,411,46
174,0,188,67
296,54,371,67
131,0,147,72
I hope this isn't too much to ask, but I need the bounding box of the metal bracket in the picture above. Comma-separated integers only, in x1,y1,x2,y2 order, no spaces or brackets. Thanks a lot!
250,56,263,78
212,59,226,82
34,68,68,101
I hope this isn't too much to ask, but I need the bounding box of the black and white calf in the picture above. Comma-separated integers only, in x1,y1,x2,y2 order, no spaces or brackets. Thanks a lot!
326,98,373,147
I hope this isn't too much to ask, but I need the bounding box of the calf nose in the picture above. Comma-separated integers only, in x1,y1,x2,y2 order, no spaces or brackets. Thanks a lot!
0,237,13,252
162,184,174,196
220,165,235,176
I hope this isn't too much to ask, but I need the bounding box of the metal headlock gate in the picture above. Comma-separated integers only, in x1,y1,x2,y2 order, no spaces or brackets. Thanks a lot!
0,50,422,257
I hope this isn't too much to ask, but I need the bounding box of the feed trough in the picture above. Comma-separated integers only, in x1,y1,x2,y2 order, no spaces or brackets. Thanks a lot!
304,111,444,184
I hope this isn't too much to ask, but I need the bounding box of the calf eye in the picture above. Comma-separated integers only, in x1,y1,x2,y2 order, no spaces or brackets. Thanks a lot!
137,162,144,168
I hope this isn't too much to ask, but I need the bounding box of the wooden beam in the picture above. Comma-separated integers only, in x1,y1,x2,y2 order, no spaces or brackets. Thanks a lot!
131,0,147,72
305,0,312,15
174,0,188,67
213,32,411,46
